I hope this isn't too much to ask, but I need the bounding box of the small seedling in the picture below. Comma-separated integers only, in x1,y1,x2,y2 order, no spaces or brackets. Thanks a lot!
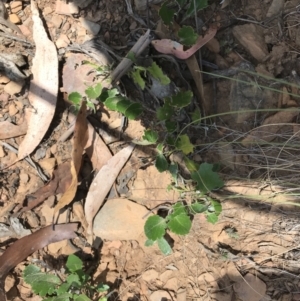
23,254,109,301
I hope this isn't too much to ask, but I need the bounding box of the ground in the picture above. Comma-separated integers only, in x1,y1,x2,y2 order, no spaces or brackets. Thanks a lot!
0,0,300,300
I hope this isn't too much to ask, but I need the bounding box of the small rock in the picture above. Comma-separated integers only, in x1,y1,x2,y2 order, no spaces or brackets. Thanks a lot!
205,38,220,53
5,275,15,292
0,76,10,84
8,103,18,116
163,277,178,291
150,290,172,301
56,0,79,14
55,33,70,48
19,172,29,184
4,80,24,95
18,24,31,37
62,22,71,32
79,17,100,35
142,269,159,282
10,1,22,14
51,15,63,29
14,100,24,110
232,24,268,62
93,198,150,240
266,0,284,17
39,158,56,173
43,6,53,15
9,14,21,24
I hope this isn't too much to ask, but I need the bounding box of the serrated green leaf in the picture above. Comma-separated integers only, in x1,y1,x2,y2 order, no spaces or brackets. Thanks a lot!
189,202,208,214
185,0,208,20
23,265,61,297
191,107,201,122
168,163,178,180
68,92,82,105
97,284,110,292
74,294,92,301
178,26,198,46
170,90,193,108
145,239,155,246
85,83,102,99
169,202,187,218
147,62,170,85
99,88,119,102
175,134,194,154
116,98,132,113
184,157,199,173
66,273,81,287
66,255,83,273
143,129,159,143
165,120,177,132
56,282,71,295
157,237,172,255
104,96,123,111
191,163,224,194
159,2,175,25
206,213,218,224
124,103,143,120
86,101,96,112
144,215,167,240
155,153,169,172
209,198,222,216
167,213,191,235
157,102,174,121
131,69,145,90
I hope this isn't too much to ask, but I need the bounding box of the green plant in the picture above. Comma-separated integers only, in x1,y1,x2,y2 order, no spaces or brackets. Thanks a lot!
23,254,109,301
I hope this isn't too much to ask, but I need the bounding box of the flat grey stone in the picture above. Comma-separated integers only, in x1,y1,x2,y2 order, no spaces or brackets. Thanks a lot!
93,198,149,241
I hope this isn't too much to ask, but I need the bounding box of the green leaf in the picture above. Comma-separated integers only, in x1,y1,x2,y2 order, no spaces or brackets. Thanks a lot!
209,198,222,216
66,255,83,273
191,107,201,122
143,129,159,144
165,120,177,132
126,51,136,63
66,273,81,287
176,0,186,7
175,134,194,154
157,237,172,255
191,163,224,194
167,213,192,235
178,26,198,46
155,153,169,172
185,0,208,20
189,202,208,214
206,213,218,224
131,69,145,90
99,88,119,102
159,2,175,25
168,163,178,180
86,101,96,112
170,90,193,108
85,83,102,99
46,293,73,301
97,284,110,292
104,96,123,111
23,265,61,297
73,294,92,301
116,98,132,113
156,102,174,121
169,202,187,218
56,282,71,294
124,103,143,120
68,92,82,105
147,62,170,85
144,215,167,240
145,239,155,246
156,143,164,153
184,157,199,173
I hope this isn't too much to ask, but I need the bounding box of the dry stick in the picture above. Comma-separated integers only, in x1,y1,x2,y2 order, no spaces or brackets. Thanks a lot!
111,29,151,85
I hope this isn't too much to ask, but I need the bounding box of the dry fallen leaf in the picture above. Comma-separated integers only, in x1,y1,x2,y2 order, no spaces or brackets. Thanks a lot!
18,0,58,160
54,101,88,218
151,26,217,59
85,144,134,235
0,223,78,301
0,120,27,139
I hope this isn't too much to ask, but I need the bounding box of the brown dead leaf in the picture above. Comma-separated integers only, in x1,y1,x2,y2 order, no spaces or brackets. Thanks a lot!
0,223,78,301
0,120,27,139
242,109,300,145
54,101,88,217
18,0,58,160
85,144,134,235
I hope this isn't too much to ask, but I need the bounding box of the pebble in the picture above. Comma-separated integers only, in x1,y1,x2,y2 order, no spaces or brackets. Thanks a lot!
79,17,100,35
8,103,18,116
55,0,79,15
4,80,24,95
51,15,63,29
43,6,53,15
9,14,21,24
10,1,22,14
55,33,70,48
